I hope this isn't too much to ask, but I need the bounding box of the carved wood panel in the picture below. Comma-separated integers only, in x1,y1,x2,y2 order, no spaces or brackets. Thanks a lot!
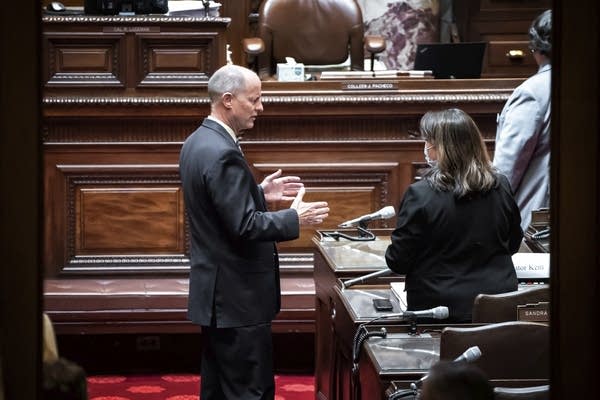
42,73,520,278
74,188,182,253
252,162,398,250
44,32,126,86
43,117,201,143
42,15,230,93
45,161,189,276
136,32,219,87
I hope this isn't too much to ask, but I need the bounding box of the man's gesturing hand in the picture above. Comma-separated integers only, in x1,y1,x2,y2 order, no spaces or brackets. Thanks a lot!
291,187,330,226
260,169,303,203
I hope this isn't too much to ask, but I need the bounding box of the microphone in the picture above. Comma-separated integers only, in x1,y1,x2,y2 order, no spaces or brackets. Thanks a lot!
379,306,449,321
453,345,482,363
342,268,393,289
410,346,482,390
338,206,395,228
403,306,450,320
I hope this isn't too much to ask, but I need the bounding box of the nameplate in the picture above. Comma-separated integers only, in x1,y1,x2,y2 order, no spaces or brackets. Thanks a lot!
103,26,160,33
341,81,399,91
517,302,549,322
512,253,550,280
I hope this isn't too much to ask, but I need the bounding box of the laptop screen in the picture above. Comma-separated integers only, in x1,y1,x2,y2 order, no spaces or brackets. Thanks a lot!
413,42,487,79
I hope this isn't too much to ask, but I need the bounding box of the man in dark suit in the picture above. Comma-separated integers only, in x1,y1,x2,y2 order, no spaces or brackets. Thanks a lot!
179,64,329,400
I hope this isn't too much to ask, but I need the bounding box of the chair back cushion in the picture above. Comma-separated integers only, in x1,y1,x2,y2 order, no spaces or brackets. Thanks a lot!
472,285,550,323
440,321,549,380
257,0,365,76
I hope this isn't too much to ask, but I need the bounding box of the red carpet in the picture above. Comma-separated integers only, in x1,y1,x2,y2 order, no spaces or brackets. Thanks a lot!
87,374,314,400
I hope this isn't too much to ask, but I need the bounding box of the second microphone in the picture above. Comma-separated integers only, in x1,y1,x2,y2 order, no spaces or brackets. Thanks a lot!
338,205,396,228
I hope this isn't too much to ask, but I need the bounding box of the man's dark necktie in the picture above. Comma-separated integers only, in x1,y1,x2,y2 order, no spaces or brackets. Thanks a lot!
235,139,244,155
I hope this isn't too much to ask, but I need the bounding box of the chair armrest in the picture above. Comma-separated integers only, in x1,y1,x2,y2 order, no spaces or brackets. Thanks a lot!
365,35,386,54
242,37,265,55
493,385,549,400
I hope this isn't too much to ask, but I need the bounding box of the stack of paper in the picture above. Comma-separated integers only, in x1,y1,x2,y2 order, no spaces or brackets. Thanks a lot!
390,281,407,310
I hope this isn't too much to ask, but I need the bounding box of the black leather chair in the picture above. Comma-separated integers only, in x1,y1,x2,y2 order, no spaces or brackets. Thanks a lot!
494,385,550,400
440,321,549,383
472,285,550,323
242,0,385,78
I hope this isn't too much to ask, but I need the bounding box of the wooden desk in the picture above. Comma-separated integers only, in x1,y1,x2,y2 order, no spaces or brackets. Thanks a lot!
360,325,550,400
361,330,441,400
333,284,550,400
332,284,409,400
313,231,397,400
332,285,449,400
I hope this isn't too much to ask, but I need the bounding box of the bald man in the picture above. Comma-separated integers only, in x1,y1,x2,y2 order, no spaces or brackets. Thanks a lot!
179,64,329,399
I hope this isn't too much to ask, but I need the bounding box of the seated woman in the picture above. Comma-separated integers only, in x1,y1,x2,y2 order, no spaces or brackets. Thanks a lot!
385,108,523,323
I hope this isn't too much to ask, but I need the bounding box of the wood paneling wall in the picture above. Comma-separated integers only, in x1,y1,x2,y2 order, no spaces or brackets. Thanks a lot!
42,32,523,278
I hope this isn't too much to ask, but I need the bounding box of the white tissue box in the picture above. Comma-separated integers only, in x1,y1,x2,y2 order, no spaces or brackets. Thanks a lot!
277,63,305,82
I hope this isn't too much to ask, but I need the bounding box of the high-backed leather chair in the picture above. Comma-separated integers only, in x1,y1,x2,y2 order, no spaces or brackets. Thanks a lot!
472,285,550,323
243,0,385,78
493,385,550,400
440,321,549,382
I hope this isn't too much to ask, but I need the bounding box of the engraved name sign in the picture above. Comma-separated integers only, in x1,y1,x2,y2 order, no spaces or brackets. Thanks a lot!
517,302,550,322
341,81,399,90
103,26,160,33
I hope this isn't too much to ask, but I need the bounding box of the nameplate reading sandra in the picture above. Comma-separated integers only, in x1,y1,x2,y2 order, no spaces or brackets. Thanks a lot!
103,26,160,33
341,81,399,91
517,302,549,322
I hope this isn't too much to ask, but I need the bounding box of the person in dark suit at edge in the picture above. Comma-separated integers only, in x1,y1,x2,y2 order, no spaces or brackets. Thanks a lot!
179,64,329,400
385,108,523,323
493,9,552,232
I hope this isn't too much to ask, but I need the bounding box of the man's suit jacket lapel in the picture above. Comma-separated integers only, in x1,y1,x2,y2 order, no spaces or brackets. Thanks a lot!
201,118,270,211
201,118,239,151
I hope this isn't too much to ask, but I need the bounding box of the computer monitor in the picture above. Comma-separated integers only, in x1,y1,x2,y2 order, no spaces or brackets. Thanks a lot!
413,42,487,79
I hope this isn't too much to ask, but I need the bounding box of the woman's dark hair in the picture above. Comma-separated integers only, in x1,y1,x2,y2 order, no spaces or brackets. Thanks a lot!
529,9,552,56
419,108,497,197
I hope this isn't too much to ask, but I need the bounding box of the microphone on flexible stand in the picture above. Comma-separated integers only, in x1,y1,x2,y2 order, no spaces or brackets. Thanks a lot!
363,306,449,333
338,205,396,228
376,306,450,336
352,306,450,400
453,345,482,363
388,346,483,399
380,306,450,321
323,206,395,242
410,346,482,390
342,268,394,289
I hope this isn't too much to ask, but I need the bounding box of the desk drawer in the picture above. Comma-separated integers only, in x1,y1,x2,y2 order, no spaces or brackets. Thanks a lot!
484,40,538,77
